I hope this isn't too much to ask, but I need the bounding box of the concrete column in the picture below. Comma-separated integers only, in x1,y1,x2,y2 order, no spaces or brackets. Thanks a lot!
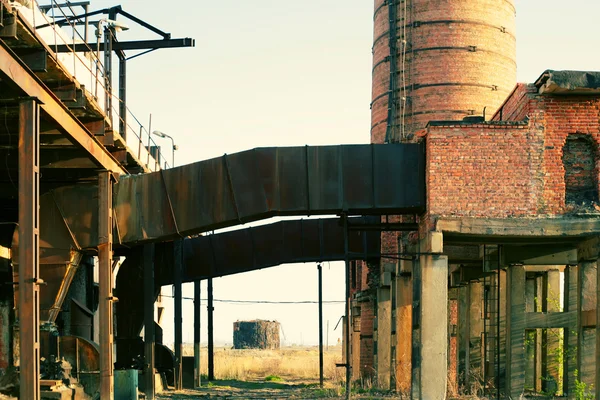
506,265,526,399
395,257,412,395
564,265,578,396
596,258,600,400
376,286,391,389
497,269,507,391
412,241,448,400
525,277,536,390
447,289,458,397
351,316,361,381
542,269,561,393
467,281,484,389
534,275,543,393
457,285,468,389
579,261,596,388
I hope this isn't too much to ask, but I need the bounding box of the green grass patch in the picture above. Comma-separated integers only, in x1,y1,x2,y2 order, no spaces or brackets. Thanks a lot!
264,374,283,382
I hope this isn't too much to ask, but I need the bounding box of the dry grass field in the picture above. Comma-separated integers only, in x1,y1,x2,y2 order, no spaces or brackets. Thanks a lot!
185,345,346,382
156,345,397,399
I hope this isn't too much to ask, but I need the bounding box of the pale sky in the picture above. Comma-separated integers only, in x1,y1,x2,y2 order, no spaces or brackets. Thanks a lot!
82,0,600,346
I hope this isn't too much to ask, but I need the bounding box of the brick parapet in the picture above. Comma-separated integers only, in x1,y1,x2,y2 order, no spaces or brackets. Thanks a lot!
425,94,600,219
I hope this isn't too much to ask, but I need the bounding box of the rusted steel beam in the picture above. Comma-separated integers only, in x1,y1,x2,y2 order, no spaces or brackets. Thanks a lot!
0,41,127,174
18,98,41,400
98,171,114,400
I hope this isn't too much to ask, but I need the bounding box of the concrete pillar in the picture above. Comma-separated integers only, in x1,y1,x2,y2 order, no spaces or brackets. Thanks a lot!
376,286,391,389
497,269,507,391
596,258,600,400
447,289,458,397
395,257,412,395
351,317,361,381
542,269,561,394
579,261,596,389
564,265,578,396
412,234,448,400
534,275,543,393
525,277,536,390
506,265,526,399
457,285,468,390
467,281,484,390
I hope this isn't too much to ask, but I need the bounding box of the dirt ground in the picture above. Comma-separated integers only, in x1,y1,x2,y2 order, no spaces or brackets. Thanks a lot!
155,379,397,399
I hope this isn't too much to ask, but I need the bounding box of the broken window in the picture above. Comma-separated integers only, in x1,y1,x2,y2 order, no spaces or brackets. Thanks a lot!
562,134,598,205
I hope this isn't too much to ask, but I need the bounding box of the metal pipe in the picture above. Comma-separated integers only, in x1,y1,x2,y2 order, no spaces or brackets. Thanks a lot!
318,264,324,388
143,244,155,400
98,171,114,400
208,277,215,381
343,214,351,399
48,251,83,323
173,240,183,390
194,279,201,388
18,98,41,400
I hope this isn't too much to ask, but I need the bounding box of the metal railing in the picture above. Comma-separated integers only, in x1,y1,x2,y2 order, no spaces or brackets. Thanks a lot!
24,0,167,171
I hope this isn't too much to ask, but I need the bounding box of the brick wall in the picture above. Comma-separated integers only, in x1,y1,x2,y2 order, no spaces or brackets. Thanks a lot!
360,298,375,377
426,91,600,218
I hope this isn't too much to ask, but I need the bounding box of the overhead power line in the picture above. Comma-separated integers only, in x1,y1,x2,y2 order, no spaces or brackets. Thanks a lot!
159,294,345,305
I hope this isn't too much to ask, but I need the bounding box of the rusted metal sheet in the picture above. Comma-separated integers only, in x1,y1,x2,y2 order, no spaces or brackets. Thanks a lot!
175,217,380,283
37,143,421,250
115,144,423,243
115,217,379,347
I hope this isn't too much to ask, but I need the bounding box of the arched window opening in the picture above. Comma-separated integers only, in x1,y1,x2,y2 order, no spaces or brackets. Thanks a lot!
562,134,598,206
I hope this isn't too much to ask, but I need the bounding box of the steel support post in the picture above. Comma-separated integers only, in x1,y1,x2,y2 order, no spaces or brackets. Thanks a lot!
343,215,352,399
18,98,41,400
117,52,127,139
173,240,183,390
103,26,113,125
143,244,156,400
208,277,215,381
318,264,324,388
194,279,201,388
98,171,114,400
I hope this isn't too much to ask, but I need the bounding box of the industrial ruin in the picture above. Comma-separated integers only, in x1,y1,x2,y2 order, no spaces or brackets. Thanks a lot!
0,0,599,398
